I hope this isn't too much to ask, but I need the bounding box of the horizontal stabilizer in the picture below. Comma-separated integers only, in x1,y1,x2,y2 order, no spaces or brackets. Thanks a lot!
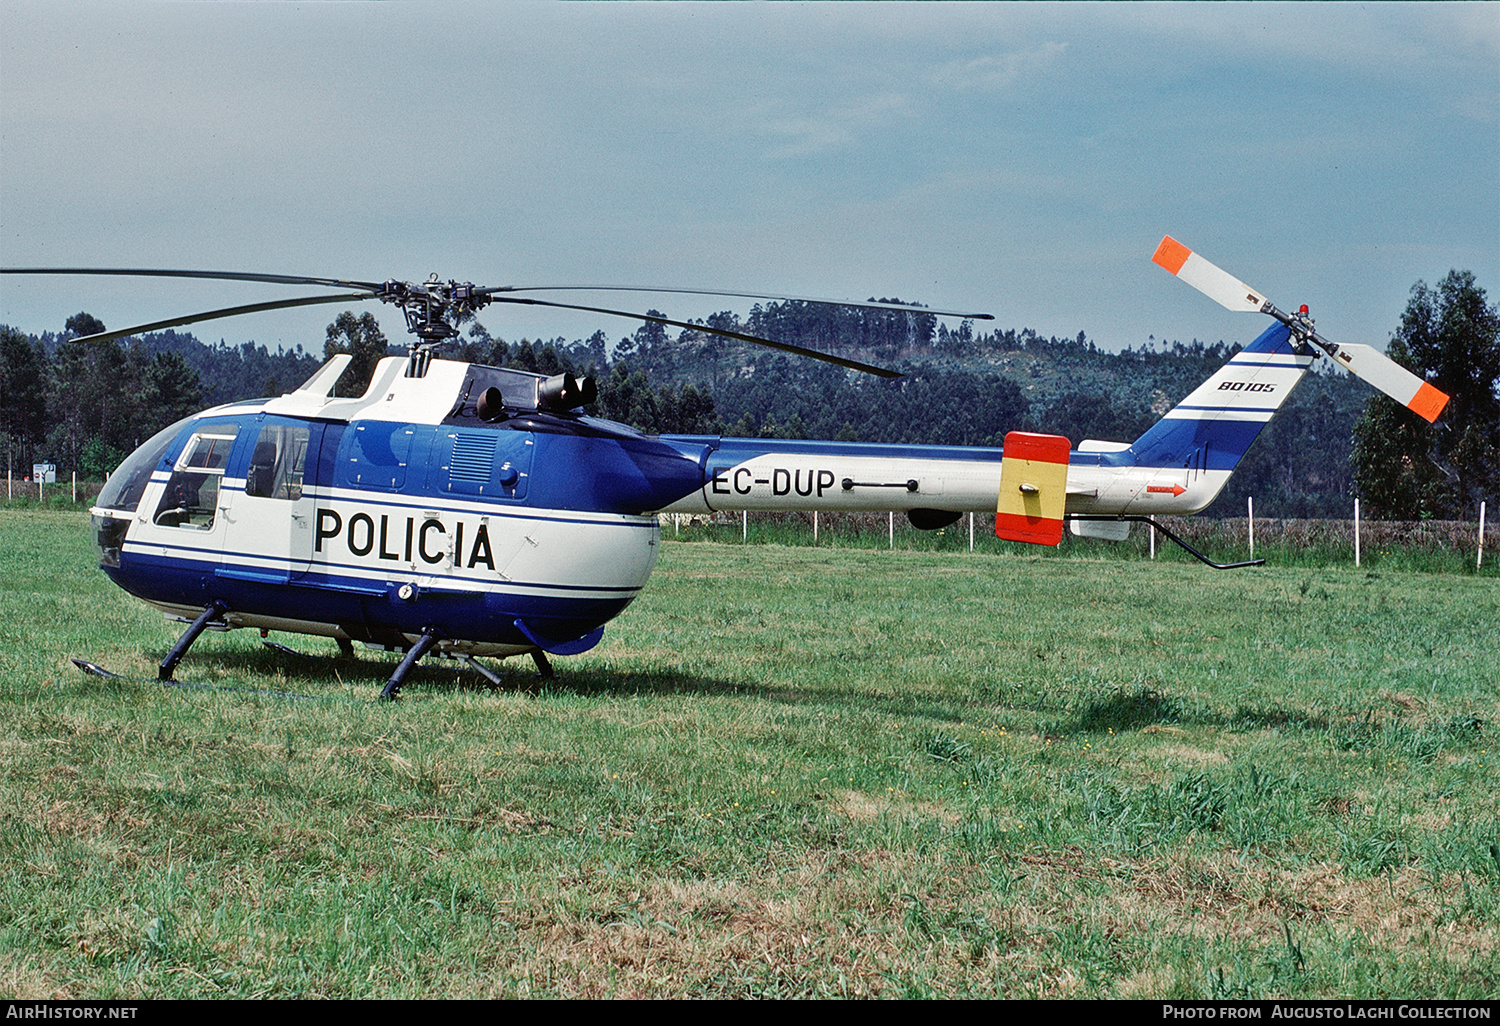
996,431,1070,546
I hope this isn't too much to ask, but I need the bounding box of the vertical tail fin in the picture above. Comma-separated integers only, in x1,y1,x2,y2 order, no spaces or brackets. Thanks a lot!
1124,322,1312,507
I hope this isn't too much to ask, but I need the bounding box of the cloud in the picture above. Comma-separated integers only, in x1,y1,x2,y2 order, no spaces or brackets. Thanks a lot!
930,42,1069,93
758,91,913,160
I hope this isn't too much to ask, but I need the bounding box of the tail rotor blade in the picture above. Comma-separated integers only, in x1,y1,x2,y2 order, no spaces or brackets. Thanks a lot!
1152,236,1269,314
1320,341,1449,423
1153,234,1450,422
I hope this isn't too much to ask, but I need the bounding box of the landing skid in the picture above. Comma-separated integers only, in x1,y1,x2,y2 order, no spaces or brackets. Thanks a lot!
72,658,126,679
70,657,321,701
260,637,357,661
375,632,556,700
79,603,557,702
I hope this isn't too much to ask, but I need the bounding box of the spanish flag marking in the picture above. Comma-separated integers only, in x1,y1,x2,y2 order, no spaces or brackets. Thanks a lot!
996,431,1071,546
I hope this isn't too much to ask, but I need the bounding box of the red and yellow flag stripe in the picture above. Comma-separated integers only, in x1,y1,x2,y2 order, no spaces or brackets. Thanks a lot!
995,431,1070,546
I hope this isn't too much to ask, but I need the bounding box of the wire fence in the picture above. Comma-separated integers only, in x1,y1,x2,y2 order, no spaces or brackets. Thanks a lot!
663,505,1493,573
2,474,101,507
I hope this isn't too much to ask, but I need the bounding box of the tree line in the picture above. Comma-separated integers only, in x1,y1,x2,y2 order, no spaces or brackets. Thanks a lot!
1,313,322,483
3,271,1493,520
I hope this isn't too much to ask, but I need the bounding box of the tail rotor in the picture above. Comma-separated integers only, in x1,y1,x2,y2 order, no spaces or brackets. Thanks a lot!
1152,236,1450,423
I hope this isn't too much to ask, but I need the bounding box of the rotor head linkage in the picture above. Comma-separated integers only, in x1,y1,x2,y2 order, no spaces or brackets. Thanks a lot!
375,276,491,344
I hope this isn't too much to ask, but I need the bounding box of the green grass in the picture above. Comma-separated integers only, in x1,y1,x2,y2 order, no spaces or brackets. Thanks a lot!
2,509,1497,998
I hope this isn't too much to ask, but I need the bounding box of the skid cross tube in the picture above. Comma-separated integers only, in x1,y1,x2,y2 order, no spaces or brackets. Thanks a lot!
530,649,554,679
1067,516,1264,570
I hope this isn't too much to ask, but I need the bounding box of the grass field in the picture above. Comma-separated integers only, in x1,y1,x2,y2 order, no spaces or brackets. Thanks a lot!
1,509,1496,998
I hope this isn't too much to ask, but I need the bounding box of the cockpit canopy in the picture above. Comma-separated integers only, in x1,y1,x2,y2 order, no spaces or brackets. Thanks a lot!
94,415,197,514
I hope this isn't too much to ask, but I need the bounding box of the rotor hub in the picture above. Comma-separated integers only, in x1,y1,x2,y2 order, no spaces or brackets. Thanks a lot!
377,277,490,345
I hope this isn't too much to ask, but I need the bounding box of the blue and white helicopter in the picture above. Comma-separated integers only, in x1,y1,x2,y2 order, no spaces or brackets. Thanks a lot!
3,238,1449,698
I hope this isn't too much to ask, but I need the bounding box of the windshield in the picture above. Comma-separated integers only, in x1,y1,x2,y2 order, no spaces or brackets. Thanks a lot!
93,416,196,513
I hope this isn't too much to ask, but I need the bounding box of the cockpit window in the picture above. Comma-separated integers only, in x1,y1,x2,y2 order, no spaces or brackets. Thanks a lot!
94,415,197,513
153,427,239,529
180,432,236,473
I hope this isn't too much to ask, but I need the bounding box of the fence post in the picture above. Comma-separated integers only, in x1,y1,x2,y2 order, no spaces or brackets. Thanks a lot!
889,511,893,550
1248,496,1255,560
1354,498,1361,568
969,511,974,552
813,511,818,544
742,510,747,542
72,471,77,504
1149,522,1156,560
1480,501,1487,569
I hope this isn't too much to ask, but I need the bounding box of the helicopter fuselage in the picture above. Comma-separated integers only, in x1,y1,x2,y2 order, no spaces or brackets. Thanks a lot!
91,356,700,657
90,320,1312,664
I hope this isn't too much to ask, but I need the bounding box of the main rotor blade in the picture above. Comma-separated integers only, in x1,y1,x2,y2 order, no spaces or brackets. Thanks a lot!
68,292,373,345
1152,235,1450,422
489,295,902,378
2,267,386,292
483,283,993,322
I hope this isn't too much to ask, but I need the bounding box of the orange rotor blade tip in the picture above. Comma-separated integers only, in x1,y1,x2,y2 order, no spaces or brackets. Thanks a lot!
1152,236,1192,275
1409,381,1449,423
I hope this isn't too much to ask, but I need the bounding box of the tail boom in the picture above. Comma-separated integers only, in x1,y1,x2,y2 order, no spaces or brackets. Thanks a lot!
657,324,1311,528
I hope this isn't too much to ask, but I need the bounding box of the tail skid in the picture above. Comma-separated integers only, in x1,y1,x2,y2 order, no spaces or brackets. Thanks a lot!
1068,514,1265,569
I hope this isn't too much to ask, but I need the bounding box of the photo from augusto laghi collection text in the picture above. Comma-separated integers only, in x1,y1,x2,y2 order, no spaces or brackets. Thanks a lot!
1162,1007,1493,1020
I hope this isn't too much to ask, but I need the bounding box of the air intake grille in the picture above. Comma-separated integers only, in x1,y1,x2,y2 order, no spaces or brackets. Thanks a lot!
450,433,498,484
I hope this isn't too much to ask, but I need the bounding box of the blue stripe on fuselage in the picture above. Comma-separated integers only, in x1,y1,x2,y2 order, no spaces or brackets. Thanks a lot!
109,548,637,648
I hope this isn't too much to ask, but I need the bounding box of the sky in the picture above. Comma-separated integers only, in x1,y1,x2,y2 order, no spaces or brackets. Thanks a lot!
2,1,1496,360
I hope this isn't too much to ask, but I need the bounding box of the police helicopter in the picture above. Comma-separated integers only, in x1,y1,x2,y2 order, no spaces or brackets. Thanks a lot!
2,238,1450,699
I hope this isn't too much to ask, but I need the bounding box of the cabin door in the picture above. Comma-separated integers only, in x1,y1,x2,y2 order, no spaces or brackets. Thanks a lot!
220,420,322,583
